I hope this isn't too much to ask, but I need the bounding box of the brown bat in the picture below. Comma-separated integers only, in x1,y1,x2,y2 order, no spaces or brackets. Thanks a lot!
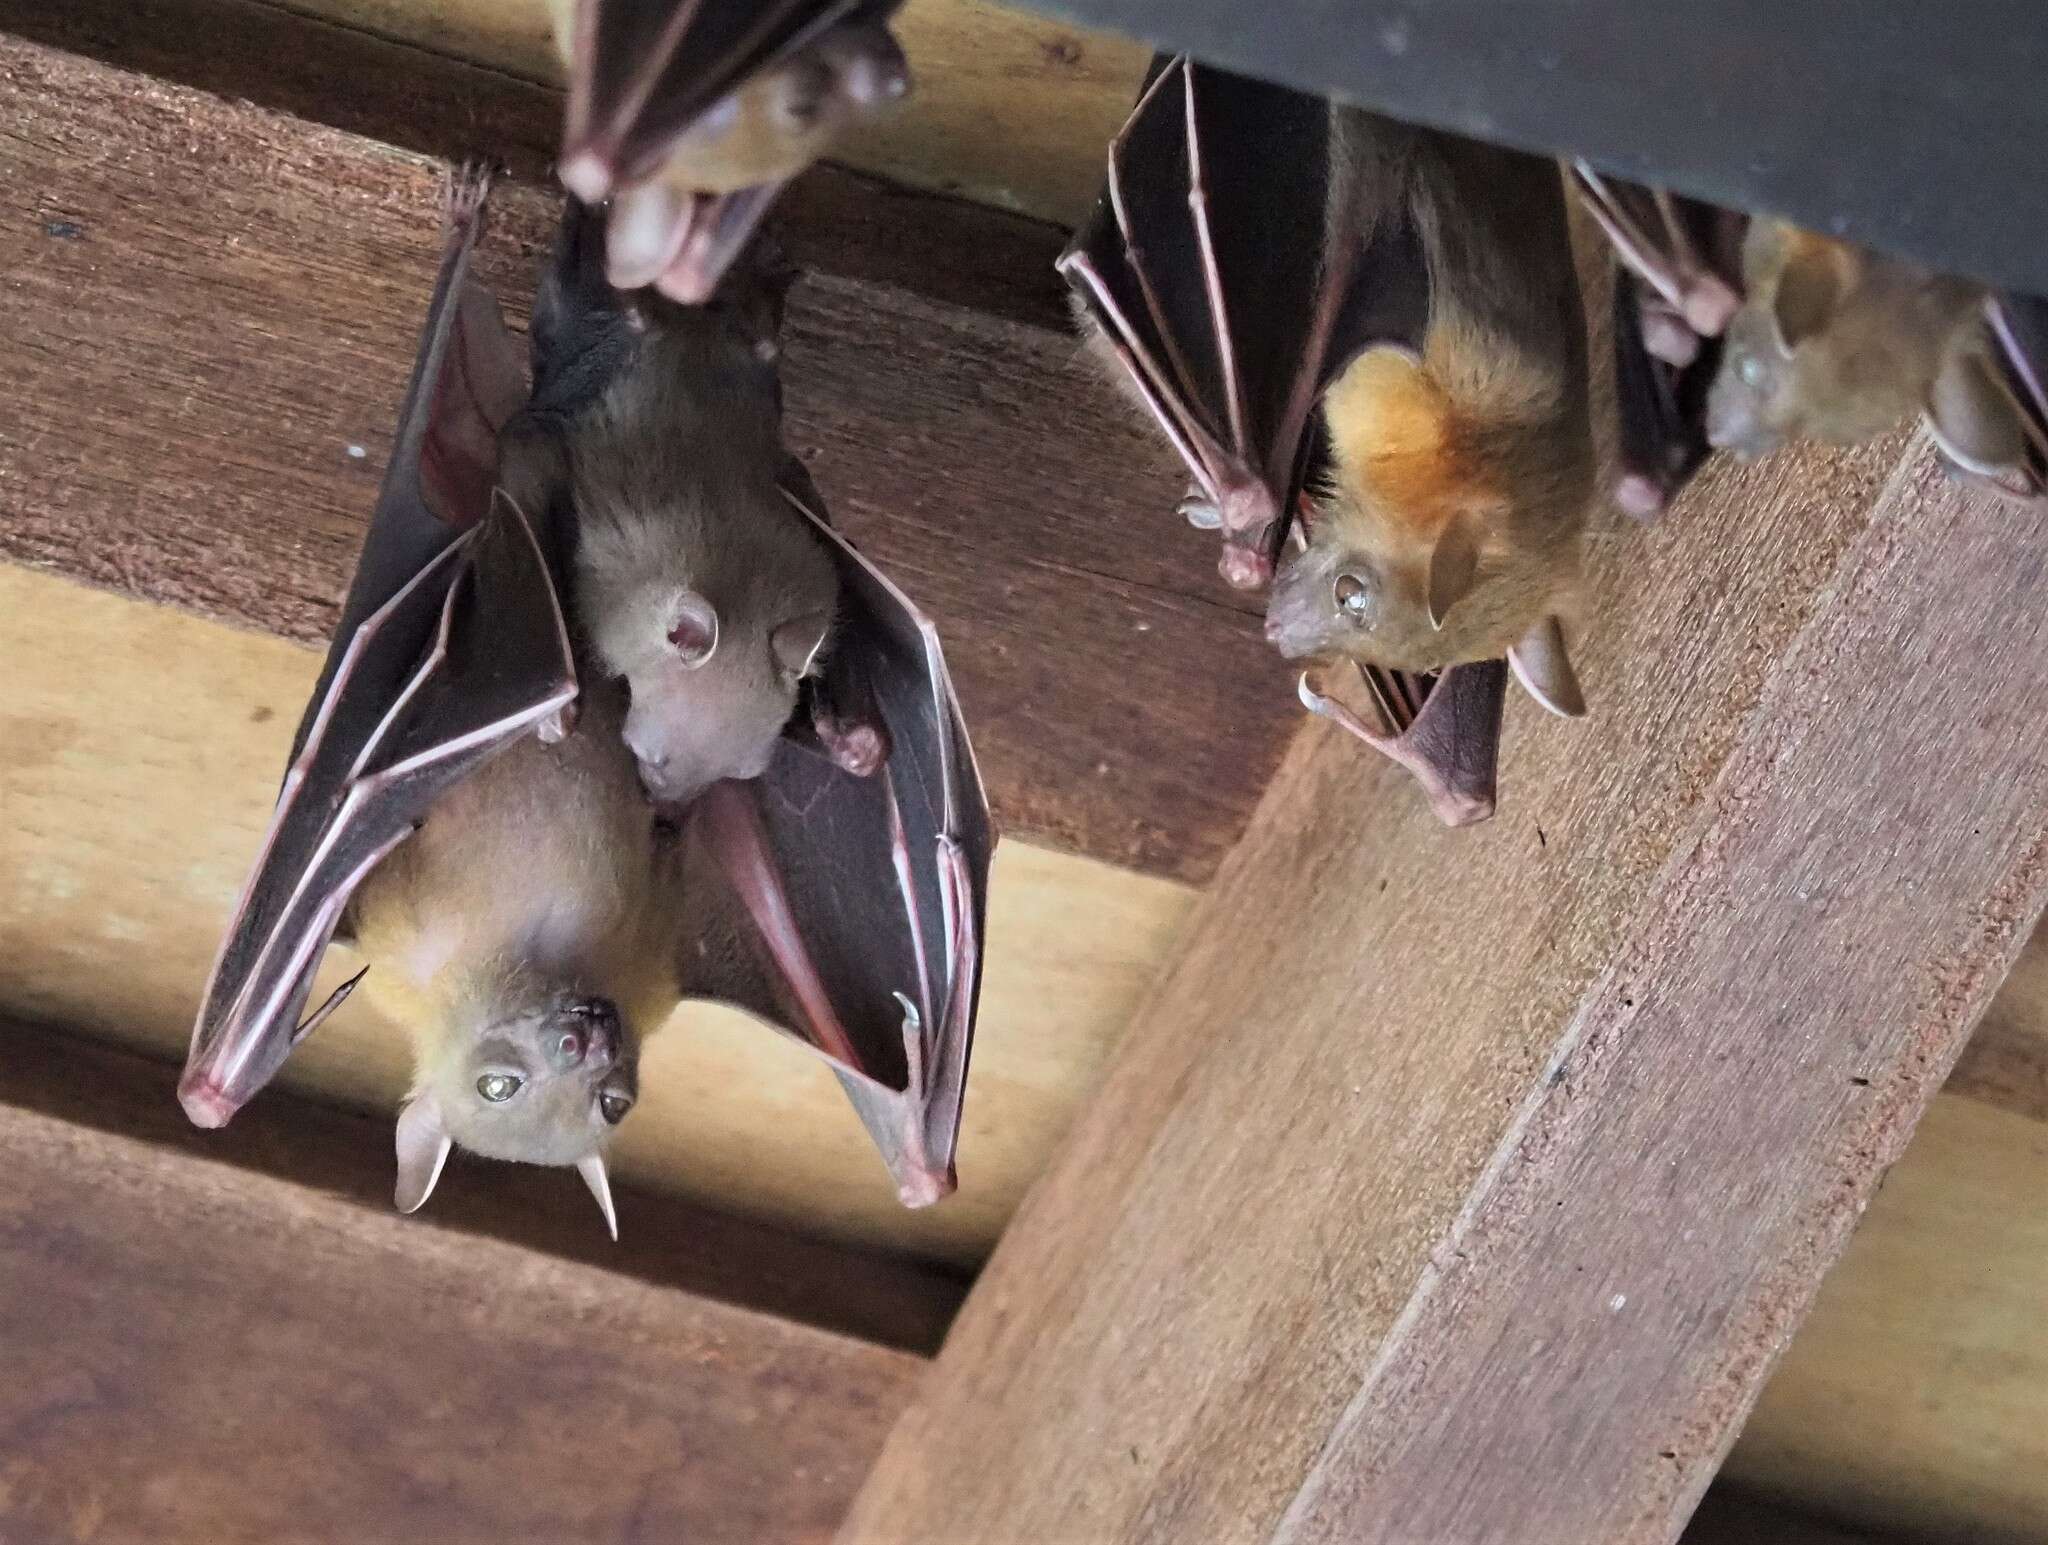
1061,57,1594,827
509,197,844,808
1575,167,2048,507
184,172,993,1225
549,0,909,304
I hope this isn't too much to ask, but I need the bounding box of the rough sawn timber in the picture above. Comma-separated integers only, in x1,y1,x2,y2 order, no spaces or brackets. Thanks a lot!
839,438,2048,1544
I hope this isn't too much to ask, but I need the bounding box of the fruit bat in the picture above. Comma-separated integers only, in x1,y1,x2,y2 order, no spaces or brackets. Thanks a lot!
183,170,993,1226
549,0,909,304
510,196,840,810
1060,57,1594,827
1575,166,2048,509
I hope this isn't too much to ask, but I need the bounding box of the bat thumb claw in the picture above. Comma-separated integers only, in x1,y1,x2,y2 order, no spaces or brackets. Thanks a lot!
177,1073,239,1130
1218,544,1272,591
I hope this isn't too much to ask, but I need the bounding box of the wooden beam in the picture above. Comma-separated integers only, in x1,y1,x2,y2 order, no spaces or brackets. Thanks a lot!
839,439,2048,1544
0,14,1296,885
0,1021,950,1543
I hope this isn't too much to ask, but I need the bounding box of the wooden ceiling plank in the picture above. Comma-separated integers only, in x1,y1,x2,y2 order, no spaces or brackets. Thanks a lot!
0,1023,947,1545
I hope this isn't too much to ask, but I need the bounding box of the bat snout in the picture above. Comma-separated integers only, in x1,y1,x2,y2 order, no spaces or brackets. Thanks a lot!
545,999,622,1072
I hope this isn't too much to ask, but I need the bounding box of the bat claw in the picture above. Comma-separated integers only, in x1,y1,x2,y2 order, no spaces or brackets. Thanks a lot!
1219,543,1272,591
177,1073,239,1130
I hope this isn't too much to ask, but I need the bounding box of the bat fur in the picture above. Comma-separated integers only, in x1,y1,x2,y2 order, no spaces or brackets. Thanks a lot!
345,681,685,1219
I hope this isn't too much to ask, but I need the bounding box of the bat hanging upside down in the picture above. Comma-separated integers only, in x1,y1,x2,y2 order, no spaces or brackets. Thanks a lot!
1574,167,2048,514
182,170,992,1232
1061,59,1593,825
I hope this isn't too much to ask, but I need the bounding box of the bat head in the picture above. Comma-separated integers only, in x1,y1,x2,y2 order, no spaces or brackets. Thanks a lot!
1268,349,1588,675
598,581,833,806
394,989,639,1233
1709,221,1982,458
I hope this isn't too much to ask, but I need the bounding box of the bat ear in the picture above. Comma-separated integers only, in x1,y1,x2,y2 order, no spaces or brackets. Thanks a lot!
1771,236,1851,350
772,610,833,680
666,590,720,668
578,1152,619,1242
394,1094,454,1215
1426,514,1483,630
1508,615,1587,719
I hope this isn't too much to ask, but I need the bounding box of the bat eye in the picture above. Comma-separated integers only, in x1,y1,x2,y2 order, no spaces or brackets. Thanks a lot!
1737,353,1768,388
1333,573,1371,619
599,1091,634,1126
476,1072,523,1103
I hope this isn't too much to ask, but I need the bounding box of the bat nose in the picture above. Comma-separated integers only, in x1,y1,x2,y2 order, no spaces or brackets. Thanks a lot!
549,1000,621,1070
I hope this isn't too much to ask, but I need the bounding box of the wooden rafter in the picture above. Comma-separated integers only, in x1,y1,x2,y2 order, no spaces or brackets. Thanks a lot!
842,445,2048,1542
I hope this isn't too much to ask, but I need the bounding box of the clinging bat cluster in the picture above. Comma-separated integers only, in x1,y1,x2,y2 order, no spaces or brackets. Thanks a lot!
1064,57,2046,824
180,19,2041,1224
184,0,987,1236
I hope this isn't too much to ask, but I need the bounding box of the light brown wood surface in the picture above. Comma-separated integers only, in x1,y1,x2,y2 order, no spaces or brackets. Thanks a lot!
0,566,1194,1268
0,1024,936,1545
0,21,1295,885
840,441,2048,1545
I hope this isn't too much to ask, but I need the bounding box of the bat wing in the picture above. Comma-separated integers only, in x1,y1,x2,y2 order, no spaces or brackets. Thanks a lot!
682,474,991,1207
1058,55,1344,590
180,172,577,1127
1976,292,2048,499
557,0,907,305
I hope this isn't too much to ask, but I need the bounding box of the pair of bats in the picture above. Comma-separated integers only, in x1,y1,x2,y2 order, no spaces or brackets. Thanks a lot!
1062,59,1593,827
183,0,986,1237
1578,169,2048,517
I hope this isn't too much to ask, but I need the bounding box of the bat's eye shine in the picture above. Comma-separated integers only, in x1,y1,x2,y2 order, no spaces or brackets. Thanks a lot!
1737,353,1769,388
599,1091,634,1126
1334,572,1372,620
476,1072,524,1103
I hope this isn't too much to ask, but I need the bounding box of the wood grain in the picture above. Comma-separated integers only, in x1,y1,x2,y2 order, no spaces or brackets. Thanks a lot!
0,22,1292,884
839,437,2048,1545
0,565,1196,1268
0,1027,930,1545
